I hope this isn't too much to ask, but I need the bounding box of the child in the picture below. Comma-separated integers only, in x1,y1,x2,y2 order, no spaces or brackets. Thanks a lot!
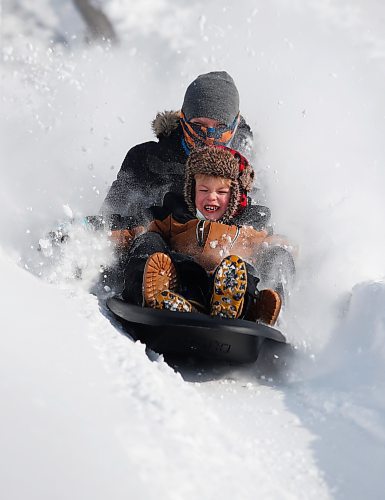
121,146,294,325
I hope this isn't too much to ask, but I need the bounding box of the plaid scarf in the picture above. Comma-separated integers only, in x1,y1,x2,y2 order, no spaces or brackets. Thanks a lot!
180,111,240,153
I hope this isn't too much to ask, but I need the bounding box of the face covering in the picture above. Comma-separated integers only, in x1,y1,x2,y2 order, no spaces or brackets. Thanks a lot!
180,111,240,151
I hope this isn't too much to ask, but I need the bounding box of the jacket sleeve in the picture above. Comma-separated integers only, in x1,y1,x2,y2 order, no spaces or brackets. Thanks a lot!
237,227,270,250
147,216,172,243
110,226,146,248
239,227,296,258
99,143,153,223
236,204,272,232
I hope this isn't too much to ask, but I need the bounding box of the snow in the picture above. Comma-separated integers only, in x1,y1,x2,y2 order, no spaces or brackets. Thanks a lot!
1,1,385,499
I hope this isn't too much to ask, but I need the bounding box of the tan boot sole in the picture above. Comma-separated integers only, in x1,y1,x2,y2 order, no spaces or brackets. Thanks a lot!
211,255,247,320
143,253,177,307
154,290,192,313
258,289,282,326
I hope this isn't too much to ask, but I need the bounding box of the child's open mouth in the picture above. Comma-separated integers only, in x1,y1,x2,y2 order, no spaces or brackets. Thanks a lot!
204,205,219,212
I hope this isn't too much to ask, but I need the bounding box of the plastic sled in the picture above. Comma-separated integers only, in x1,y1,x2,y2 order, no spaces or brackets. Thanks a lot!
106,297,286,363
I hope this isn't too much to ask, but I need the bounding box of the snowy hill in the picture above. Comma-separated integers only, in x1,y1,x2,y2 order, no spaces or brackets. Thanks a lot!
1,1,385,499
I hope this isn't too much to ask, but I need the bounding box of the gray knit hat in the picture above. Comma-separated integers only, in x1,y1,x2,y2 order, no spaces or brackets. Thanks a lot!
182,71,240,125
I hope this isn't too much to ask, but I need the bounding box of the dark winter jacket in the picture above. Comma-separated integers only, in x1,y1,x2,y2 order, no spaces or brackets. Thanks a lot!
100,111,253,222
146,192,287,272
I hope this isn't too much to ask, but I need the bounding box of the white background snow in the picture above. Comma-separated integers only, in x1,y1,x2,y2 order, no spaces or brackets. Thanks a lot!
1,1,385,499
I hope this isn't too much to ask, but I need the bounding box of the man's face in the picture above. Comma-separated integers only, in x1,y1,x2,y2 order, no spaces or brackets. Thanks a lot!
194,175,231,221
180,113,239,149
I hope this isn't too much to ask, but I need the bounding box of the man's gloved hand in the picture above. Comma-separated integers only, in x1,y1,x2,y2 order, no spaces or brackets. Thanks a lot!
37,214,144,256
37,216,103,256
38,220,72,255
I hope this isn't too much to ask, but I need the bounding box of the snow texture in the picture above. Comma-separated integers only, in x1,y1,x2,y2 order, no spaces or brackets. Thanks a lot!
1,1,385,499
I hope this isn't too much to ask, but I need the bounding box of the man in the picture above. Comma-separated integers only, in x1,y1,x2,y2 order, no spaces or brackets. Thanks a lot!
99,72,295,302
100,71,253,224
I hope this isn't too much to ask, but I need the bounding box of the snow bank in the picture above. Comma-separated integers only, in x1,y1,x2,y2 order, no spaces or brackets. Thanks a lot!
0,250,330,499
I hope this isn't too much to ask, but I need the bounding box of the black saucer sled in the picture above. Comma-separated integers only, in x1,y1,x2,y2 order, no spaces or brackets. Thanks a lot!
107,297,286,363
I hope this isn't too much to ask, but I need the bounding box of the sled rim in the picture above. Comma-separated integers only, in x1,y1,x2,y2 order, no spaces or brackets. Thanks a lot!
106,297,286,343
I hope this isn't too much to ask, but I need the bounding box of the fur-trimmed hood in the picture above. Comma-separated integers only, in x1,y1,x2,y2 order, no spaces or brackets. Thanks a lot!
152,111,181,138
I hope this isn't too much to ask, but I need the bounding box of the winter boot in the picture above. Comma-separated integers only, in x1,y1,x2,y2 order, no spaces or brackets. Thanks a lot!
256,289,282,326
143,252,178,307
154,290,193,313
211,255,247,319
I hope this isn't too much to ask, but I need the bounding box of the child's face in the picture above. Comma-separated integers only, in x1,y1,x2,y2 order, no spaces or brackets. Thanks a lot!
194,175,231,221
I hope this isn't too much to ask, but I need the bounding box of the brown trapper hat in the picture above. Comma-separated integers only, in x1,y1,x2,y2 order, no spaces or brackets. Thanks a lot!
184,146,254,223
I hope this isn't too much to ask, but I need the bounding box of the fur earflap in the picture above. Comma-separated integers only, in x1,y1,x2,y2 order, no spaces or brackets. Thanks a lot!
151,110,180,138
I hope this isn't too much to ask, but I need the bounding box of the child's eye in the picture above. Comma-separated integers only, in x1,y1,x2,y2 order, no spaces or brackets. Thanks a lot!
218,191,229,195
